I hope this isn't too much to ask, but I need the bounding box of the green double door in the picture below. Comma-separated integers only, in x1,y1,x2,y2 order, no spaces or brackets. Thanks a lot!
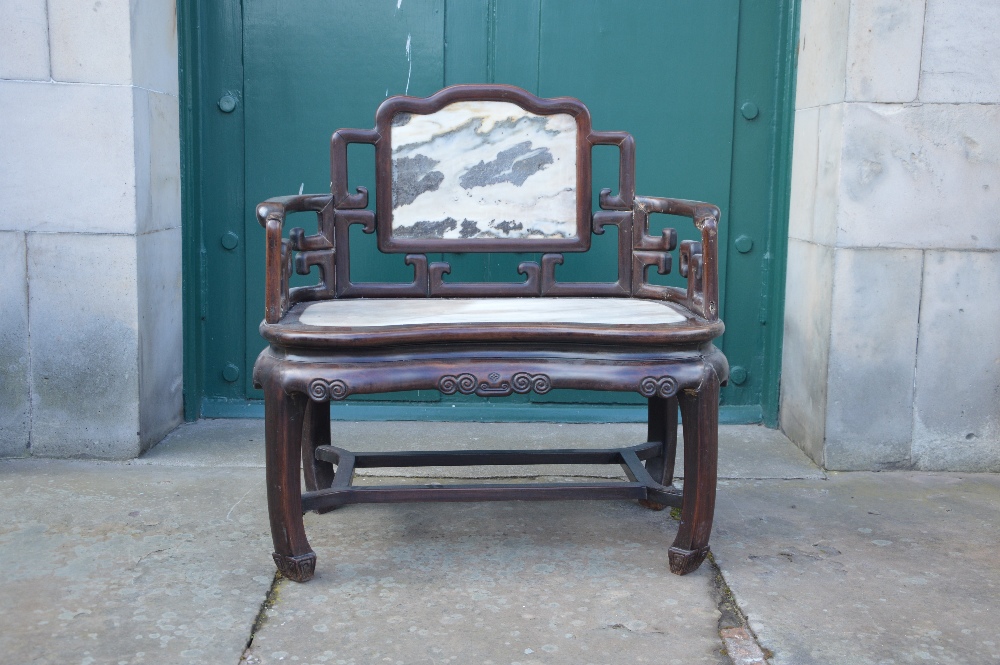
187,0,796,423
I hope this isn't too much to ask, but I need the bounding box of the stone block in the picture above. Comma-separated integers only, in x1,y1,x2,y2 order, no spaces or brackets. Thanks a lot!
824,247,922,470
137,227,183,450
795,0,850,109
48,0,132,84
130,0,179,95
0,0,50,80
787,107,818,243
133,89,181,234
812,103,845,247
28,233,141,458
912,250,1000,471
779,238,834,464
0,232,30,457
788,104,845,247
845,0,924,102
838,103,1000,249
0,81,137,234
920,0,1000,103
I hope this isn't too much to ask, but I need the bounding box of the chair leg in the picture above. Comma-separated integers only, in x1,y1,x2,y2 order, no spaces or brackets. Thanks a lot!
301,399,336,494
640,395,679,510
265,382,316,582
668,365,719,575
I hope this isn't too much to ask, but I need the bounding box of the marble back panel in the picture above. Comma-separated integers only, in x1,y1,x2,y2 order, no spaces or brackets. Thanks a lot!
390,101,578,240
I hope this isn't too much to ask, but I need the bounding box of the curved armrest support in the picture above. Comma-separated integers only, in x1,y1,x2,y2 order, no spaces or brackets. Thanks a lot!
635,196,721,320
256,194,333,324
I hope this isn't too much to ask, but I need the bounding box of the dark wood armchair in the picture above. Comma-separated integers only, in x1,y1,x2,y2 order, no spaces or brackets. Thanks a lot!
252,85,728,582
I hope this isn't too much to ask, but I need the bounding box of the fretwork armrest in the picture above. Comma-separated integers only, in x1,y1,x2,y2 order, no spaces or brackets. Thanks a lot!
634,195,721,321
256,194,332,324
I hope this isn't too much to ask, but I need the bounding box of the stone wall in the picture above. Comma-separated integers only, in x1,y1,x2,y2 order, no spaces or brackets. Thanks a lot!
782,0,1000,470
0,0,181,458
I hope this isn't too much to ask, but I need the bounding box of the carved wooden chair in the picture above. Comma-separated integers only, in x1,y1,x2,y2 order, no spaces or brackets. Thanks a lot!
253,85,727,582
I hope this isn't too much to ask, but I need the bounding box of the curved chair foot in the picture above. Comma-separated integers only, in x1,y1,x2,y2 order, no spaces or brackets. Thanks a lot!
273,551,317,582
638,498,668,511
668,545,710,575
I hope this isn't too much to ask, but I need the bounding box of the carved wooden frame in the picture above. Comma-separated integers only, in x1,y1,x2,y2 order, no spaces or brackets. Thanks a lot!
371,85,595,253
253,85,727,585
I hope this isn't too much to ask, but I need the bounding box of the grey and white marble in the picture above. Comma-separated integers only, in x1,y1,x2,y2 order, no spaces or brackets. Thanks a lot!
390,101,578,240
299,298,687,328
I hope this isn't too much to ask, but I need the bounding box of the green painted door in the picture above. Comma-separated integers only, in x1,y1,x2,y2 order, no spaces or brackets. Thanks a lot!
182,0,798,423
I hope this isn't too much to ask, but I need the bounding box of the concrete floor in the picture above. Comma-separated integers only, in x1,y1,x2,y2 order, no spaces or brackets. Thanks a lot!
1,420,997,664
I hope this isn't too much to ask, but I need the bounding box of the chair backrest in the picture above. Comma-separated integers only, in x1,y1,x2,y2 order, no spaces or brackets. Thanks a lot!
260,84,720,322
384,95,585,251
332,85,635,254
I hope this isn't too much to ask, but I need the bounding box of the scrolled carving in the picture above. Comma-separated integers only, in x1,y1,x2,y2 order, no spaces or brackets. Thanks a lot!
307,378,349,401
638,376,679,398
438,373,478,395
438,371,552,396
511,372,552,395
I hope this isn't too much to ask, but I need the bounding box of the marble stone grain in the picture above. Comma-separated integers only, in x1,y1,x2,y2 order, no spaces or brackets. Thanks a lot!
245,499,726,665
391,101,578,240
920,0,1000,103
0,459,273,665
298,297,686,328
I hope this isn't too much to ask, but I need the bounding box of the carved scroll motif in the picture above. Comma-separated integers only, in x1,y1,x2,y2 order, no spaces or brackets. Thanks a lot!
438,372,552,397
638,376,679,398
307,379,349,401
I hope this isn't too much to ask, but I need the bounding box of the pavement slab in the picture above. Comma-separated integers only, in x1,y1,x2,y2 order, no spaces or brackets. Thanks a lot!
244,498,727,665
0,459,274,665
712,473,1000,665
14,419,1000,665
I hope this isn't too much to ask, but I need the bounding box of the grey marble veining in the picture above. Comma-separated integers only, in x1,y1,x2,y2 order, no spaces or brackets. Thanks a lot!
390,101,578,240
299,298,687,328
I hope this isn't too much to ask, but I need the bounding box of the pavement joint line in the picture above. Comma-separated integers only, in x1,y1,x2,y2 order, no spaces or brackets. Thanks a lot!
239,572,282,665
708,552,773,665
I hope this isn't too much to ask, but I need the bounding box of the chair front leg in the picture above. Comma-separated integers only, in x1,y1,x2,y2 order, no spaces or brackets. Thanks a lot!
265,379,316,582
639,395,679,510
302,399,335,493
668,364,719,575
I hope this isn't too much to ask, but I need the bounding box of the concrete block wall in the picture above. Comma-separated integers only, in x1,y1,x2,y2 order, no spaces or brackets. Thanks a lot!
782,0,1000,470
0,0,181,458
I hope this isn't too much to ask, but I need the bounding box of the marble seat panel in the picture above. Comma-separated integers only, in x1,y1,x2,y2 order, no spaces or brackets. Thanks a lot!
297,298,687,329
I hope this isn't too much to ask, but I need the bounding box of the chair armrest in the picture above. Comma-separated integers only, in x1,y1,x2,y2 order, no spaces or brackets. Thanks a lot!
256,194,333,323
635,196,721,320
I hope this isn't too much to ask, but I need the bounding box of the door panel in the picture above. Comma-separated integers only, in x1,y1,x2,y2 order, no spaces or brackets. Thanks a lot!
188,0,787,419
